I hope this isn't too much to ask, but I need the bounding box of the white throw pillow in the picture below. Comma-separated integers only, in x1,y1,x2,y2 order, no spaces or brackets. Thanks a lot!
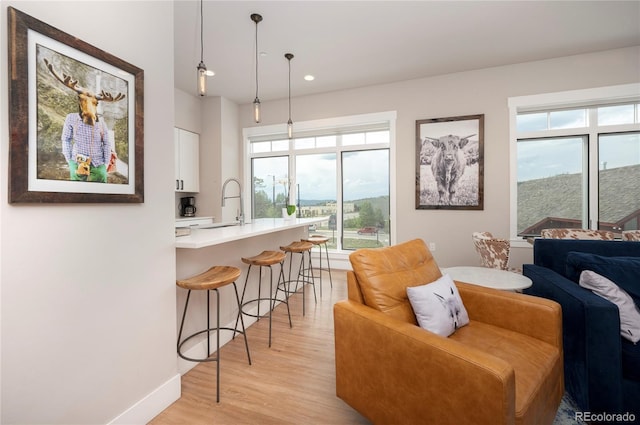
579,270,640,344
406,274,469,337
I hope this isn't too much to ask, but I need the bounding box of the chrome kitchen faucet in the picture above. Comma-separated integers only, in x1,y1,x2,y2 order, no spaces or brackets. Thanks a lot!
221,178,244,225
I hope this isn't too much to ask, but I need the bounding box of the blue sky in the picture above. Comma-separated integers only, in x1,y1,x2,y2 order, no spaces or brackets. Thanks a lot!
517,133,639,182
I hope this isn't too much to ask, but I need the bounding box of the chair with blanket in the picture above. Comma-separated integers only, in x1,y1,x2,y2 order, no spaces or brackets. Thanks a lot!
523,239,640,415
622,230,640,241
472,231,514,271
334,238,563,425
540,228,616,240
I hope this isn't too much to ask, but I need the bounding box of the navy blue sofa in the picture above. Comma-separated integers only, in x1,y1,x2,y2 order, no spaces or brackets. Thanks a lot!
523,239,640,416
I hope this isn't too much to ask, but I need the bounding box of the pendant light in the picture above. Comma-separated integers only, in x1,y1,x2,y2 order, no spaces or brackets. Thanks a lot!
197,0,208,96
251,13,263,123
285,53,294,139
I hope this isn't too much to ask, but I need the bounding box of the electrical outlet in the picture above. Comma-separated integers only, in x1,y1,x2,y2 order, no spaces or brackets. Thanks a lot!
429,242,436,251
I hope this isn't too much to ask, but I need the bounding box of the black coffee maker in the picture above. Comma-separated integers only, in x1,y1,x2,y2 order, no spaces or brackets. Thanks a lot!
179,196,196,217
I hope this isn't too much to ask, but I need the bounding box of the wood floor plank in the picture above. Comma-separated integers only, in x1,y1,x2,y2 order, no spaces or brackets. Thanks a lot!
150,271,369,425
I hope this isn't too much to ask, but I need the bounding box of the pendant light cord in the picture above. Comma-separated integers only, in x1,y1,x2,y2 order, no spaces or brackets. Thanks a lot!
288,58,291,121
255,19,259,100
200,0,204,63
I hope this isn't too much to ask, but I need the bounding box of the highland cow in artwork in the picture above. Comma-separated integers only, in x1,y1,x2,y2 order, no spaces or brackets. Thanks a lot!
427,134,475,205
416,115,484,210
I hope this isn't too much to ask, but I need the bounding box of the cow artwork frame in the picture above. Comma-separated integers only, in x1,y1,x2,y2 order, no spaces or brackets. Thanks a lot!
7,7,144,203
415,114,484,210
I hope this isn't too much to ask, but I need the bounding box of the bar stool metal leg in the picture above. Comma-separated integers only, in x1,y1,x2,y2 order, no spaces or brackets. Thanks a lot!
321,241,333,289
281,241,316,316
176,265,251,403
232,282,252,365
237,251,291,347
302,236,332,298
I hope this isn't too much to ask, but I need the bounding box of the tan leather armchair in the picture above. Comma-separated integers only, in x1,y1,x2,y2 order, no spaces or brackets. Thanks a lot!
334,239,563,425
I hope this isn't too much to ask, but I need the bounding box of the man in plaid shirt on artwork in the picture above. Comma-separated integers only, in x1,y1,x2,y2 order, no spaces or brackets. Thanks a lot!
61,113,112,182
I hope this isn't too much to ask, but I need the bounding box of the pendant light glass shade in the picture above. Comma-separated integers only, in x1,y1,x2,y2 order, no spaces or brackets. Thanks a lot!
197,61,207,97
285,53,294,139
253,97,261,123
251,13,263,123
197,0,207,97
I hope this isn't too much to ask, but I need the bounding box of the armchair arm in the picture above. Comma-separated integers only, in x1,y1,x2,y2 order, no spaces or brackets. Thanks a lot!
523,264,624,413
334,300,516,425
455,281,562,348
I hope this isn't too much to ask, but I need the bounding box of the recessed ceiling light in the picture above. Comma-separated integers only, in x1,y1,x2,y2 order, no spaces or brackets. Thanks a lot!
304,75,315,81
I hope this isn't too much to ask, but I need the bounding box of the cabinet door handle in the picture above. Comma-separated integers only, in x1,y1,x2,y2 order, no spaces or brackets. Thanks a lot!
176,179,179,190
180,180,184,190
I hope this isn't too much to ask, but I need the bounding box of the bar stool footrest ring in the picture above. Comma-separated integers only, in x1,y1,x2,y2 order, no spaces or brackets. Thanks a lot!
178,327,247,363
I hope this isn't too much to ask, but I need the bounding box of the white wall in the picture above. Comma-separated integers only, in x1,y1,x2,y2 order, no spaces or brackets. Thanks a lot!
175,92,242,222
1,2,179,424
239,46,640,269
174,89,205,217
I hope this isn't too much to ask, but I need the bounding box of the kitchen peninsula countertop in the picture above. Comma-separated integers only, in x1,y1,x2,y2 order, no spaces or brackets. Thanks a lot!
175,217,326,249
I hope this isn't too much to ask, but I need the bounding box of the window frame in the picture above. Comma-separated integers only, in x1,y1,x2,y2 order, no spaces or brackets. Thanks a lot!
508,83,640,247
243,111,397,254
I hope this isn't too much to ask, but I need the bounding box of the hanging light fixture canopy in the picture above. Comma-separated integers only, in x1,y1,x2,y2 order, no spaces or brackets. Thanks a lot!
196,0,210,96
251,13,263,123
285,53,294,139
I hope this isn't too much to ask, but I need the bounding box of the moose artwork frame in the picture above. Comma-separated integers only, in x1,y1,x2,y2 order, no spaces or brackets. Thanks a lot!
415,114,484,210
7,7,144,203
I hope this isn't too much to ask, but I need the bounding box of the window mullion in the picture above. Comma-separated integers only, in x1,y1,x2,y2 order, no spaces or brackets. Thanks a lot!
587,108,599,229
336,152,344,251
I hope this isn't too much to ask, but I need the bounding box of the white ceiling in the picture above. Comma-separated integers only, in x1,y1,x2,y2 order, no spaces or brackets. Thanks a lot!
173,1,640,105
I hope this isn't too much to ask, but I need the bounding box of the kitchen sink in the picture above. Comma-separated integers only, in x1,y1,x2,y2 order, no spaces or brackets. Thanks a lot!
194,222,240,229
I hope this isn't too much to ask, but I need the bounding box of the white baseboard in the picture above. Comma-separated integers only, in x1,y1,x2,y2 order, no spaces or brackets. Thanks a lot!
108,373,181,425
310,250,351,271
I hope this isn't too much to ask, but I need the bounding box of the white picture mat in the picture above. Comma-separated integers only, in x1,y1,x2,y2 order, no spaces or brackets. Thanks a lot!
27,29,136,195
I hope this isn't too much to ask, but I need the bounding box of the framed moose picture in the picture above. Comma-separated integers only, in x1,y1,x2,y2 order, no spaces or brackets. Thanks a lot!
415,114,484,210
7,7,144,203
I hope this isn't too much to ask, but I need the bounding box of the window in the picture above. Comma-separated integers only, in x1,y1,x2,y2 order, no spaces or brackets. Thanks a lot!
251,156,288,219
598,132,640,231
509,85,640,240
245,112,396,251
342,149,390,250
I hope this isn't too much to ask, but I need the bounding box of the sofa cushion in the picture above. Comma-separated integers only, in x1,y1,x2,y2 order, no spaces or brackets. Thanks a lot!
566,252,640,307
579,270,640,344
622,338,640,381
406,274,469,337
349,239,441,324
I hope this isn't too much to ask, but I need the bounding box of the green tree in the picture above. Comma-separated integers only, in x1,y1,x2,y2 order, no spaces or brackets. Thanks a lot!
358,202,377,227
375,208,385,228
254,190,272,218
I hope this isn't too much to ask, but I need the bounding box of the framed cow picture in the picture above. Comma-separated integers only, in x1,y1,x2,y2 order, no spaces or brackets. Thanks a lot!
415,114,484,210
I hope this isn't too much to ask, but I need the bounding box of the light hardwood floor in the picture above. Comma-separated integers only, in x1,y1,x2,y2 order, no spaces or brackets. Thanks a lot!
150,270,369,424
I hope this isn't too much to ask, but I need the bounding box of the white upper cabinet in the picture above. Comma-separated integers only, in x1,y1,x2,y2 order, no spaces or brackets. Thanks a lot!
174,128,200,192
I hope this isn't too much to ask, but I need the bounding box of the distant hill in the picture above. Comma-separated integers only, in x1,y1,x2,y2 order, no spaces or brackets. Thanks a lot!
298,199,333,207
353,196,390,218
518,164,640,233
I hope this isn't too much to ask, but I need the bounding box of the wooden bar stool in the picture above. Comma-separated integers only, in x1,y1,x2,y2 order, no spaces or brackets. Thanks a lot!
176,265,251,403
302,234,333,298
280,241,316,315
236,250,291,347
